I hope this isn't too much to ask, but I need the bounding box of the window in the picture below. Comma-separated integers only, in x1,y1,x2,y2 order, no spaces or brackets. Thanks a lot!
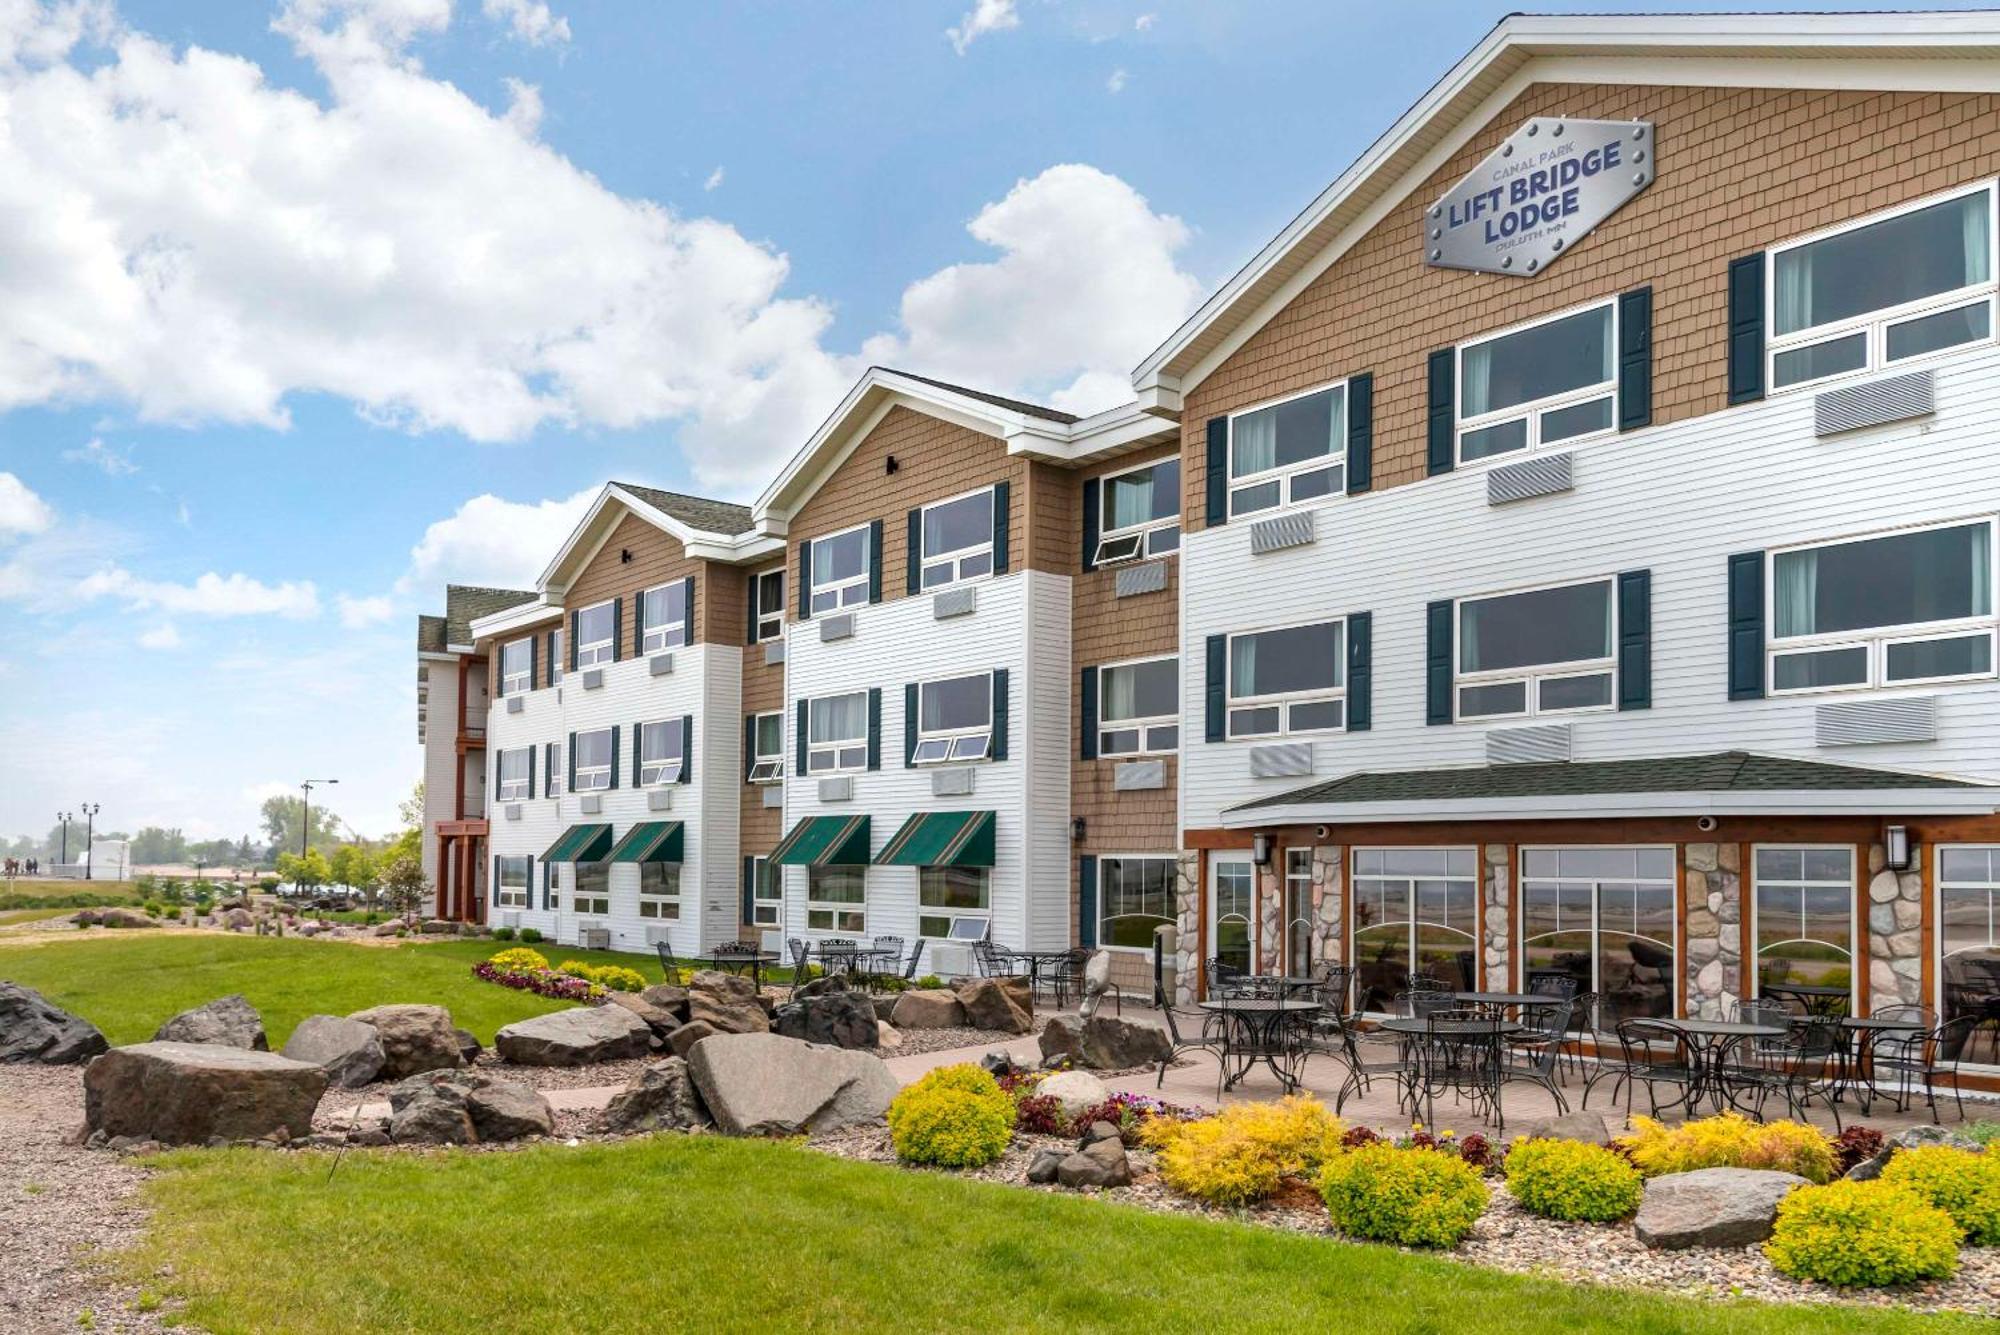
499,639,532,695
1770,183,1995,389
495,855,528,908
495,748,530,802
1457,302,1615,463
638,863,680,919
1284,848,1314,978
1227,620,1344,738
807,692,868,774
1096,457,1181,563
809,525,871,614
750,856,781,927
1456,579,1615,720
1769,520,1995,694
1939,846,2000,1059
1099,657,1178,755
1351,848,1478,1013
1099,856,1176,951
572,861,610,917
753,567,785,641
919,866,990,939
807,866,866,933
747,712,784,783
574,601,616,668
541,860,557,910
572,728,613,792
549,629,563,685
921,488,995,590
1228,383,1345,517
639,582,689,654
1753,847,1854,1003
638,719,685,786
1521,847,1675,1023
543,741,562,797
911,673,992,764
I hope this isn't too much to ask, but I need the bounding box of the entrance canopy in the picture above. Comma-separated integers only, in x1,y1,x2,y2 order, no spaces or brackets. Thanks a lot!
875,810,996,867
607,821,684,864
771,814,872,867
542,823,613,862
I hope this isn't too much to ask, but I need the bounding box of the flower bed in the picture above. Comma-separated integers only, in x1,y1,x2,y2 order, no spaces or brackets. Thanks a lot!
470,959,604,1003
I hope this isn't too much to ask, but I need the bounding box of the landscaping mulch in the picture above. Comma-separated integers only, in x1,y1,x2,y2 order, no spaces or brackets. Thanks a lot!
886,1018,1046,1058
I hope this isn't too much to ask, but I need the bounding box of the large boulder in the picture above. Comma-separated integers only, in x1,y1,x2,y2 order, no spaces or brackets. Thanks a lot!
598,1057,711,1134
688,1033,897,1137
1634,1168,1810,1249
955,977,1032,1034
687,987,770,1036
99,907,160,929
638,984,691,1022
347,1004,463,1078
1038,1069,1111,1118
0,982,108,1064
83,1042,326,1144
1056,1134,1132,1190
153,995,268,1051
280,1014,385,1089
494,1005,652,1066
387,1069,553,1143
1037,1016,1170,1071
890,990,966,1030
772,991,879,1050
666,1020,717,1058
221,908,254,931
1510,1110,1611,1146
689,970,756,1001
605,990,682,1037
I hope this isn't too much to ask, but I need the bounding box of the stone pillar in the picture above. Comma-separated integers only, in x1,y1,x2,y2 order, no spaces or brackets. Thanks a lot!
1684,842,1742,1021
1481,844,1511,990
1257,861,1283,974
1311,846,1343,967
1866,842,1925,1008
1173,851,1200,1005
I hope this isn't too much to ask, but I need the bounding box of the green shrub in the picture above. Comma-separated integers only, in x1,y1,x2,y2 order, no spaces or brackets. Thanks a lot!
1319,1142,1488,1248
519,927,544,943
1620,1113,1836,1184
492,926,516,941
1880,1145,2000,1245
1145,1097,1347,1207
887,1064,1014,1168
914,974,943,989
1505,1139,1642,1222
488,947,550,972
1764,1181,1959,1287
258,877,279,892
1960,1121,2000,1147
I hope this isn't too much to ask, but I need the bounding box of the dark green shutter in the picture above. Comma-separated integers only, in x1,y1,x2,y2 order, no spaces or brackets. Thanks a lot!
568,731,577,790
903,682,919,767
1728,251,1766,405
679,714,693,784
991,668,1009,761
569,611,579,671
1079,665,1099,760
1204,417,1228,527
745,571,758,645
794,699,808,775
866,688,882,770
867,519,884,604
797,540,811,618
527,745,537,800
1728,551,1766,700
681,575,695,642
528,639,538,692
1618,286,1653,431
491,855,498,910
1345,372,1373,494
629,724,640,788
905,508,922,594
1346,611,1372,731
1204,634,1226,742
991,481,1010,575
1425,600,1454,726
608,726,620,790
1426,347,1455,476
741,856,754,928
611,596,624,662
1077,856,1097,949
744,714,756,781
524,856,533,910
1080,477,1100,572
547,629,557,682
1617,570,1652,710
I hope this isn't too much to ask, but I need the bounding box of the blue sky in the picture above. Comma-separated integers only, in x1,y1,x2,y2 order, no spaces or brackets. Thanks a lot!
0,0,1982,845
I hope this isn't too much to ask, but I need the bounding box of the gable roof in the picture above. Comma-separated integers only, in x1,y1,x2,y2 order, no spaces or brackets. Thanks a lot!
428,585,537,651
610,482,752,537
1131,9,2000,404
884,370,1080,424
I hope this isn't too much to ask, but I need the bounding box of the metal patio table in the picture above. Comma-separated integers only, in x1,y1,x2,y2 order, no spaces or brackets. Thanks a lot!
1653,1017,1789,1111
1378,1015,1526,1127
815,944,893,981
1011,949,1084,1002
1762,983,1852,1018
690,949,780,991
1452,991,1565,1015
1832,1015,1924,1111
1199,997,1321,1093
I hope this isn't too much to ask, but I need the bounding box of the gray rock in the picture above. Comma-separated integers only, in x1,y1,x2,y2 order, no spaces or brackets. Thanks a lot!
0,982,109,1064
1634,1168,1810,1249
389,1098,476,1145
689,970,757,1002
280,1014,385,1089
890,989,967,1030
688,1032,897,1137
495,1006,652,1066
83,1042,326,1145
388,1069,554,1143
99,907,161,929
1846,1150,1891,1181
666,1020,718,1058
453,1027,483,1065
1079,1120,1124,1148
789,975,843,1001
347,1004,463,1078
954,977,1032,1034
221,908,254,931
153,995,268,1051
1026,1148,1067,1184
605,990,681,1035
1891,1124,1983,1153
1038,1070,1110,1116
1057,1136,1131,1189
772,991,879,1050
598,1057,711,1134
419,919,457,935
872,995,900,1022
687,988,770,1036
639,984,690,1021
979,1050,1021,1078
1037,1016,1171,1070
1510,1110,1611,1146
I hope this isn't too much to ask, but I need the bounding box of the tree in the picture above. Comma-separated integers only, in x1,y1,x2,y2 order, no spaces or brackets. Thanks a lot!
378,852,428,917
259,795,344,861
234,836,257,868
380,825,422,867
397,781,425,830
275,847,331,893
130,826,189,865
328,844,378,895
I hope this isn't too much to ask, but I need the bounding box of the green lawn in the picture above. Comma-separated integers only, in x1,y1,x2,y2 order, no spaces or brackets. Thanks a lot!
0,933,667,1045
0,906,80,927
122,1136,1985,1335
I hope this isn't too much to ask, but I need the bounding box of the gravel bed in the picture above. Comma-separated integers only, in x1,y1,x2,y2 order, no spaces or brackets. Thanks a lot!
887,1019,1046,1058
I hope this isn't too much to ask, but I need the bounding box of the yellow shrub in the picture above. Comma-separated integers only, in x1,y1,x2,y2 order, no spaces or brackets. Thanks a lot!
1149,1097,1345,1207
1319,1143,1489,1248
887,1065,1014,1168
1764,1181,1959,1287
487,947,550,973
1505,1139,1642,1222
589,965,647,993
1881,1146,2000,1245
1621,1113,1836,1184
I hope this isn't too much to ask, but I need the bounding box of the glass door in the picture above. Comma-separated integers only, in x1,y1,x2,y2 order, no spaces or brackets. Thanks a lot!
1210,857,1255,977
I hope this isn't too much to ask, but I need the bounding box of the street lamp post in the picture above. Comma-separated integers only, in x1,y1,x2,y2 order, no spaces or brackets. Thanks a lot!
57,811,71,868
79,803,99,880
299,779,338,861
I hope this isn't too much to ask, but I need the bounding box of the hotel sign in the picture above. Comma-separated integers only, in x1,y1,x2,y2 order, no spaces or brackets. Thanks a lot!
1423,118,1653,278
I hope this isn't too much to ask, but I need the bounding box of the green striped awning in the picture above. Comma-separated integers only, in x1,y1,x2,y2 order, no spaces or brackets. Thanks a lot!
875,810,995,868
770,814,872,867
606,821,684,864
542,823,613,863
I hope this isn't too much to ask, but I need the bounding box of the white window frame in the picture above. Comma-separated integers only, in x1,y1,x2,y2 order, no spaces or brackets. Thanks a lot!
1749,844,1857,1009
1766,516,1998,698
573,727,614,792
1097,854,1179,954
807,865,867,934
1225,618,1347,740
549,629,563,685
750,855,781,927
543,740,562,798
498,639,533,696
494,855,529,909
919,485,997,591
1094,455,1181,565
1349,846,1481,1014
637,862,681,920
571,861,610,917
807,691,869,775
495,748,531,803
747,711,784,784
638,719,686,787
1455,299,1618,466
1767,180,1999,393
1097,655,1179,756
639,583,690,655
1936,843,2000,1070
918,866,991,941
1453,576,1618,723
753,567,786,642
1225,379,1348,519
910,671,993,766
574,600,616,669
809,523,873,615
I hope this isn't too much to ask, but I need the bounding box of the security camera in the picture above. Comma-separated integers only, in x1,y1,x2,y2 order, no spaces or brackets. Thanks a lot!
1315,825,1330,840
1695,815,1718,833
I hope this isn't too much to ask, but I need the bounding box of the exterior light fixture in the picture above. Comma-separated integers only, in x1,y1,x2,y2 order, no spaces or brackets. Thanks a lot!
1884,825,1912,872
1251,832,1274,866
1070,816,1085,844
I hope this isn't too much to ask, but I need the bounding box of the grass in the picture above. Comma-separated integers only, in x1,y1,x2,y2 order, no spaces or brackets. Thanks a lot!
123,1135,1988,1335
0,906,83,927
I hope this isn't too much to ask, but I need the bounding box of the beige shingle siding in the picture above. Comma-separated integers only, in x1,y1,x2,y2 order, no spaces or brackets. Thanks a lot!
739,617,785,854
563,512,737,649
1184,81,2000,529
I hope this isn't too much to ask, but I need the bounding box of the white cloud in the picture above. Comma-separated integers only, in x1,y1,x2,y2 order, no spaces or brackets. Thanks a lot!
62,437,138,476
404,487,595,591
137,622,182,649
1106,68,1127,94
0,473,54,537
481,0,568,47
703,165,724,192
336,592,396,627
947,0,1017,54
76,567,321,619
1134,13,1156,32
